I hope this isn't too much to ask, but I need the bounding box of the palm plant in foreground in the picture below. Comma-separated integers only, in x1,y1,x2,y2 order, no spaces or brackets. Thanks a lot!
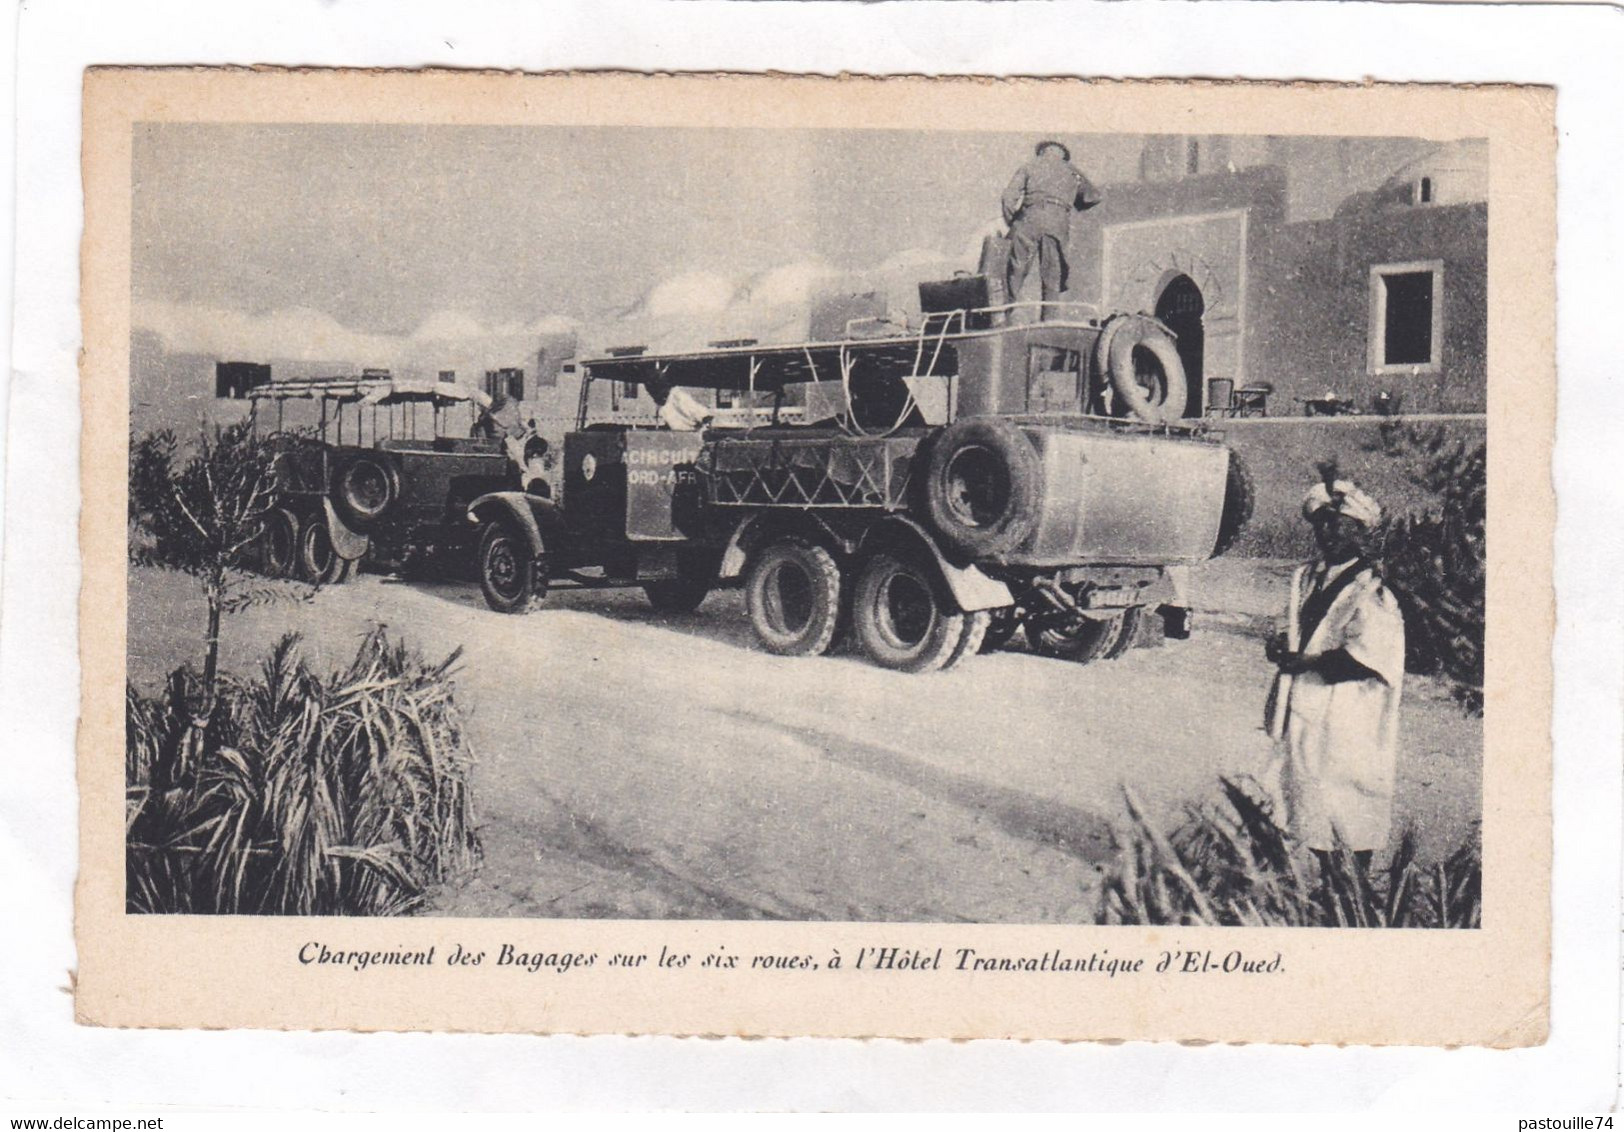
126,629,480,915
1098,777,1481,928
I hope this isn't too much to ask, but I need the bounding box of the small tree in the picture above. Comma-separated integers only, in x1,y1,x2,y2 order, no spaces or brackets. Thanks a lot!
129,421,289,716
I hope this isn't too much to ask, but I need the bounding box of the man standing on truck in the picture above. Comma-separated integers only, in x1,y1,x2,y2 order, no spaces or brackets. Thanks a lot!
1265,466,1406,906
1001,140,1101,317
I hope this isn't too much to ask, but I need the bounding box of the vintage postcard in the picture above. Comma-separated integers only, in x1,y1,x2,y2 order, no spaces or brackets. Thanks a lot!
78,70,1553,1043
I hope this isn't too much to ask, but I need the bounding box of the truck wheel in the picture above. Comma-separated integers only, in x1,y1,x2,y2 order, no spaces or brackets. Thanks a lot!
745,540,842,657
851,552,966,673
942,609,990,670
1033,611,1127,664
1104,606,1146,659
478,521,547,614
333,451,400,530
298,518,353,585
921,416,1043,559
980,605,1021,653
1212,448,1255,557
259,507,300,578
1100,314,1189,422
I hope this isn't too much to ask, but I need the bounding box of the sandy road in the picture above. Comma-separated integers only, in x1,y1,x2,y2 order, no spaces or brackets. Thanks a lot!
127,565,1482,922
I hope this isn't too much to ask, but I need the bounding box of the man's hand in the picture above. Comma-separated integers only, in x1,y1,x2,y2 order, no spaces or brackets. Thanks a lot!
1264,632,1290,666
1266,633,1312,675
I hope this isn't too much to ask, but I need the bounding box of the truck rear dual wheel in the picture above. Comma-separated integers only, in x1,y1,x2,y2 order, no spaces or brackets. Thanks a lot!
980,604,1022,653
478,522,548,614
850,552,972,674
259,508,300,578
298,518,355,585
1033,610,1130,664
1031,605,1150,664
745,540,843,657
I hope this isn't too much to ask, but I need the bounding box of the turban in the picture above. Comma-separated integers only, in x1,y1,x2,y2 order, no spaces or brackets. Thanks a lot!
1302,479,1381,527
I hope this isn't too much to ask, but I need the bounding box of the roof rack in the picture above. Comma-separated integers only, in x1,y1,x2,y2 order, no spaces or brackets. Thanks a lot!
248,376,486,407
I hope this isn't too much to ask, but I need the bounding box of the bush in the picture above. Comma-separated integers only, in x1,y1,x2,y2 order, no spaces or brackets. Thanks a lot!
1097,779,1481,928
126,628,480,915
1367,423,1486,712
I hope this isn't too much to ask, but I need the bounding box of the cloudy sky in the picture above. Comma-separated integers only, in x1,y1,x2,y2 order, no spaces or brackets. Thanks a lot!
130,124,1429,375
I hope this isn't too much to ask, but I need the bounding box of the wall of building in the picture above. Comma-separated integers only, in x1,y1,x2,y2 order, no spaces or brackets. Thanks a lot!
1218,415,1486,558
1247,201,1487,415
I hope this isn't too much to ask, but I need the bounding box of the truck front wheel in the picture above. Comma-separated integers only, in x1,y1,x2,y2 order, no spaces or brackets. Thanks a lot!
851,552,966,673
478,522,547,614
745,540,842,657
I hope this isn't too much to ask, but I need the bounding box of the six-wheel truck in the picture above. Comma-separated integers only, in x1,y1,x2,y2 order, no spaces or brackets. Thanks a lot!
465,285,1252,673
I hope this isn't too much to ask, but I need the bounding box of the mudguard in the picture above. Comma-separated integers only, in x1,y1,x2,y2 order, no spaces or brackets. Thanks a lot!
718,511,853,579
467,491,560,559
321,497,370,562
860,515,1014,613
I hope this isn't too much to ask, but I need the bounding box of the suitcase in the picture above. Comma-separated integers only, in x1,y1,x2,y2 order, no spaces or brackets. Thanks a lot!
978,232,1013,309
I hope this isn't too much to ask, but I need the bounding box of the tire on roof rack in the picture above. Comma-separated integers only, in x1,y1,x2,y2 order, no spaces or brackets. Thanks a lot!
1098,313,1190,423
920,416,1043,560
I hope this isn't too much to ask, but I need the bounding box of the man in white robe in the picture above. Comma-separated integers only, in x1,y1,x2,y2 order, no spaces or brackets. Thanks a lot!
644,374,713,431
1265,476,1406,873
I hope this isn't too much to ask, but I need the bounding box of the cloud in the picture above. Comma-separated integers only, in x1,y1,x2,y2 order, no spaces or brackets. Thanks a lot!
629,271,737,320
132,227,987,375
410,310,488,342
133,300,405,368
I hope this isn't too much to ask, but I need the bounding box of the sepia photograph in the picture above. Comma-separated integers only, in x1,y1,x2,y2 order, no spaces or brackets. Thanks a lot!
76,70,1551,1043
125,119,1486,927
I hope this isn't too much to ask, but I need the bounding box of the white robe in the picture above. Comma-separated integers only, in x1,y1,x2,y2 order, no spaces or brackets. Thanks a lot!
658,387,712,431
1268,560,1406,852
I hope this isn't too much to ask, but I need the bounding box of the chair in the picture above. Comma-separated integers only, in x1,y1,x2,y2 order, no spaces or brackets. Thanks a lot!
1233,384,1272,417
1204,378,1272,418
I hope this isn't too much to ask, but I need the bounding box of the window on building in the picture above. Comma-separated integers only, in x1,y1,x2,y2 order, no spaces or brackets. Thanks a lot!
1369,261,1444,374
1186,140,1201,176
483,368,525,401
1419,176,1434,204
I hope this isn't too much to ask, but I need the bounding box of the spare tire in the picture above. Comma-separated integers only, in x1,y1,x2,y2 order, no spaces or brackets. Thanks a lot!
921,416,1043,560
332,451,400,530
1098,314,1190,423
1212,447,1255,557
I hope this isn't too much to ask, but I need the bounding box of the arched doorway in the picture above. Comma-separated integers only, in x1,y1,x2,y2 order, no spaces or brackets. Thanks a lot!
1154,275,1205,417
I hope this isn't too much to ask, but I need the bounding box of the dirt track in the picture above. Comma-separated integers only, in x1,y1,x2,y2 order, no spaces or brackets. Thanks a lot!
127,563,1482,922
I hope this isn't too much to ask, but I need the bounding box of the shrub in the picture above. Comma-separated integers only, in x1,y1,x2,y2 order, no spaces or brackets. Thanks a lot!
126,628,480,915
1097,778,1481,929
1367,422,1486,712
